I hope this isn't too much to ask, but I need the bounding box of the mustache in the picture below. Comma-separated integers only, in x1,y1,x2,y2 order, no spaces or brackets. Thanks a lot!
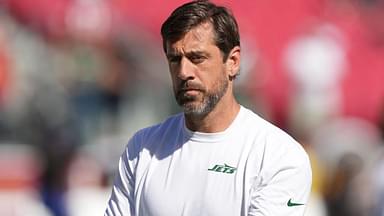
176,81,205,92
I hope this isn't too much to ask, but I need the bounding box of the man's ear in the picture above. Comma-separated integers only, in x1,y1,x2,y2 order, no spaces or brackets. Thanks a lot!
226,46,241,79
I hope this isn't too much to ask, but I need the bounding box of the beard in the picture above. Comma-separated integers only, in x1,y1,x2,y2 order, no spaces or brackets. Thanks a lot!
174,75,228,117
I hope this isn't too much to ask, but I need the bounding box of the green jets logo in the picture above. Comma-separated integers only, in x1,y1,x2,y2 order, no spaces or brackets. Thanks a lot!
208,164,237,174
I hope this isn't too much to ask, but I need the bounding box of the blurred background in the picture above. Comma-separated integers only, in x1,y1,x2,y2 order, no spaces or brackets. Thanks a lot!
0,0,383,215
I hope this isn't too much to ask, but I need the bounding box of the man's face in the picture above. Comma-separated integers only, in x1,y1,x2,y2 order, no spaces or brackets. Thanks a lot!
165,22,229,117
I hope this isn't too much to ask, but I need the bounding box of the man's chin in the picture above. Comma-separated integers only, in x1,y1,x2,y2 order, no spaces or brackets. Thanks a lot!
181,102,209,117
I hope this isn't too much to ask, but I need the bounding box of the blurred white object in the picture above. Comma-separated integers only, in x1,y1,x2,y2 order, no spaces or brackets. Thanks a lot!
65,0,111,40
285,23,346,90
0,144,52,216
0,190,52,216
284,23,347,134
66,151,110,216
312,117,381,169
66,187,110,216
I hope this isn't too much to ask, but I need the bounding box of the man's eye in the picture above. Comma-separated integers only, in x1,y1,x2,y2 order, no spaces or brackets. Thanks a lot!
190,56,205,64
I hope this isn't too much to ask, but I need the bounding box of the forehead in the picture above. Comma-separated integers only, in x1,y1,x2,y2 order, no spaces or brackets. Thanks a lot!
166,22,216,54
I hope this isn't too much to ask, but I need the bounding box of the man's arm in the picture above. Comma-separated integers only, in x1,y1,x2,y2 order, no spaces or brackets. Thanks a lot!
104,141,137,216
248,136,312,216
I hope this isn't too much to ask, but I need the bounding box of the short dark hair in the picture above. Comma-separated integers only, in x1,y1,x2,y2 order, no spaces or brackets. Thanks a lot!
161,0,240,61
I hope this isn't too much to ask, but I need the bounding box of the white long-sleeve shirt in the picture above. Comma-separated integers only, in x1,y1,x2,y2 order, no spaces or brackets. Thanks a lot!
105,106,312,215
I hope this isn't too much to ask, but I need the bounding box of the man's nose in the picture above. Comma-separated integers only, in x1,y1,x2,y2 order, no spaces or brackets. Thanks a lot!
177,57,195,80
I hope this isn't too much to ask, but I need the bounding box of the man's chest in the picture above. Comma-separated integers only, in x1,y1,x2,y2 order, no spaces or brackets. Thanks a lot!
135,141,254,216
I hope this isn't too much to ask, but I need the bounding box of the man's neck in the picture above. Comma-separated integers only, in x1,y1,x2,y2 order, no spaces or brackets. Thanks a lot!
184,96,240,133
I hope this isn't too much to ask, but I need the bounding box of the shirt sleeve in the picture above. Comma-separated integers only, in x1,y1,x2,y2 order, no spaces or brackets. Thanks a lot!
104,138,139,216
248,134,312,216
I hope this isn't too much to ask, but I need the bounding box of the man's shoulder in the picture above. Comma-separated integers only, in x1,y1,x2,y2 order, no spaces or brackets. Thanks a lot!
124,113,184,158
241,106,295,140
133,113,184,141
241,106,308,161
239,106,278,133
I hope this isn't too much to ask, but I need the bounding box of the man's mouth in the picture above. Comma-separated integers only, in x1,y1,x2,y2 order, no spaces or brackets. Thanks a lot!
178,89,201,97
180,88,200,92
178,87,203,93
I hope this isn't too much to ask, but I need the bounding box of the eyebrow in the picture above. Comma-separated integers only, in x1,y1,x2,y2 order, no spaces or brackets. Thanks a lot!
187,51,209,57
167,50,210,59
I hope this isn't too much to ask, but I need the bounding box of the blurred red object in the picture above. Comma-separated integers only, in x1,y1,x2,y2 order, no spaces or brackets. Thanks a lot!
0,145,41,190
0,27,10,105
2,0,384,124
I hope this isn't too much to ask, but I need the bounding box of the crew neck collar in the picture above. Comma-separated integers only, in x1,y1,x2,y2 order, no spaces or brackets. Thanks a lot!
182,106,245,142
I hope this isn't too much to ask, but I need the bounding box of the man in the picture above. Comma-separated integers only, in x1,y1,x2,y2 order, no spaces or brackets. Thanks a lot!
104,1,312,215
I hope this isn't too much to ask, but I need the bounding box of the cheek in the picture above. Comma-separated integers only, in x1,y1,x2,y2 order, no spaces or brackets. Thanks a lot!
170,75,183,93
203,73,226,91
